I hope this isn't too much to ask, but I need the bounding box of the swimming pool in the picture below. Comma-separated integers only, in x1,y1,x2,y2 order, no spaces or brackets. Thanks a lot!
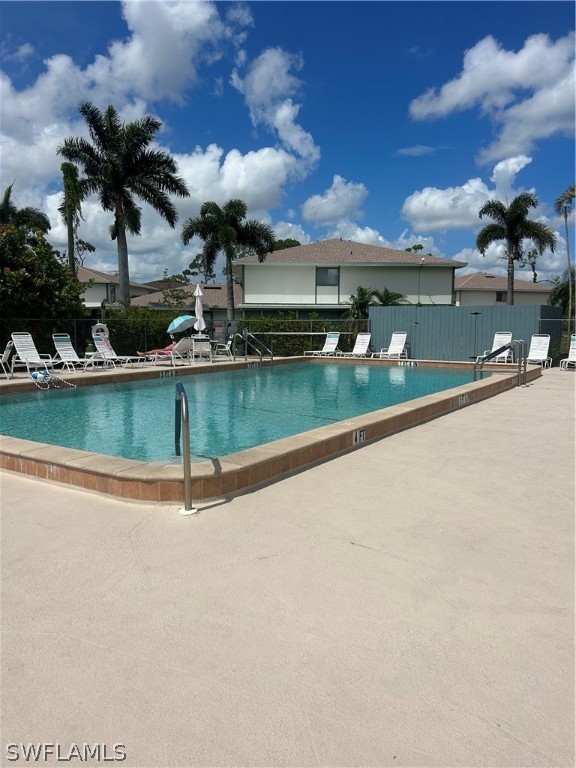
1,363,477,462
0,358,538,502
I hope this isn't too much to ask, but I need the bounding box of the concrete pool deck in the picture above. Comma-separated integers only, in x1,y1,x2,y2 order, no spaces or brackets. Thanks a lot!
1,367,574,766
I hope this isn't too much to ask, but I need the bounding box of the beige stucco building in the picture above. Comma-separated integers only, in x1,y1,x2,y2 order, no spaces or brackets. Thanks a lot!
236,239,466,316
454,272,552,306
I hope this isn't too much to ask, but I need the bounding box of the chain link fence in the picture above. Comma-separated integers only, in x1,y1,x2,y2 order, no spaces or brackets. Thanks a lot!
538,317,573,364
0,313,180,358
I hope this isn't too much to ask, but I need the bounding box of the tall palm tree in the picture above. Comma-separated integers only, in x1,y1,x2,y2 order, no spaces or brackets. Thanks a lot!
181,199,275,325
476,192,557,305
58,162,85,273
58,102,190,304
0,183,51,234
554,184,575,329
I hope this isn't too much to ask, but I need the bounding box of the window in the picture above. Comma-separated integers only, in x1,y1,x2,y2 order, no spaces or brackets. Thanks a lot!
496,291,505,302
316,267,339,287
109,285,116,303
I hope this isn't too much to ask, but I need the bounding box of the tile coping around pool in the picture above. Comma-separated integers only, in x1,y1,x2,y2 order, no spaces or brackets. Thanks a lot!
0,357,542,503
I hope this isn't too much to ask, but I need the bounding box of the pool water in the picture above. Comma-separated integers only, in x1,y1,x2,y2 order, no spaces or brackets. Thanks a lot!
0,363,476,463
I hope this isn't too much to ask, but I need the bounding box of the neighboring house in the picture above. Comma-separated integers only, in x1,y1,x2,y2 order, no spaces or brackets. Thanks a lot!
454,272,553,306
235,238,467,316
78,266,157,309
131,283,241,338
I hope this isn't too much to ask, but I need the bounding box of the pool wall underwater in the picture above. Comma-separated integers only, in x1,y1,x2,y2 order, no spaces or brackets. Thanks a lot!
0,357,542,503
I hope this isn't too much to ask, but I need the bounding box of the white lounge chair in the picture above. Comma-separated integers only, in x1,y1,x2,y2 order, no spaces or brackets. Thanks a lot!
10,332,58,376
338,332,372,358
52,333,97,372
525,334,552,368
92,331,143,368
560,335,576,370
151,338,194,366
371,331,408,360
0,340,14,379
304,332,341,356
476,331,513,363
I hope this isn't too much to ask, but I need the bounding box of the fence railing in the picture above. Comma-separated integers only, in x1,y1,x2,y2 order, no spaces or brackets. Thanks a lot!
0,316,176,358
1,313,572,362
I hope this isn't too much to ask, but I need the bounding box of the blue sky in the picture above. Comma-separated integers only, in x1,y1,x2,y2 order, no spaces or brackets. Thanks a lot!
1,1,574,284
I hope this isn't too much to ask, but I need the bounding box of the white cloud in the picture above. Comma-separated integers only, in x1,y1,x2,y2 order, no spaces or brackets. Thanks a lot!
401,154,540,232
271,221,310,244
323,222,384,245
454,239,564,280
391,230,440,256
1,42,35,64
490,155,533,198
410,32,575,162
395,145,437,157
173,142,298,213
302,175,368,225
402,177,493,231
87,0,233,106
478,68,575,163
230,47,320,166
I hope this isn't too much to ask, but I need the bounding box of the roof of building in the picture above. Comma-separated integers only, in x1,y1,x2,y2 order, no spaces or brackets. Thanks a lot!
454,272,552,293
235,238,467,268
77,266,155,291
142,278,188,291
130,283,240,310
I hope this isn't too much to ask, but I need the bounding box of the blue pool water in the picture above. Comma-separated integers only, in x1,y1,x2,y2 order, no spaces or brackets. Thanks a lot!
0,363,476,463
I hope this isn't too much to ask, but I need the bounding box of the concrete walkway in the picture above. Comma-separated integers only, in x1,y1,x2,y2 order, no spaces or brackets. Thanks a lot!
1,370,574,767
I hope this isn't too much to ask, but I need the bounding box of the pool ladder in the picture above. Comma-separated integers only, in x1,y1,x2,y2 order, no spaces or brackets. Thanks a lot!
232,332,273,367
175,382,197,515
473,339,527,386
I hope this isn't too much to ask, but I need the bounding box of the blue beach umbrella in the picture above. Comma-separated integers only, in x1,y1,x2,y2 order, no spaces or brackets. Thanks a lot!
167,314,196,335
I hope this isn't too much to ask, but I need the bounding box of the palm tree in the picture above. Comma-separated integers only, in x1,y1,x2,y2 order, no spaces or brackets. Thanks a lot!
372,287,407,306
181,199,275,325
58,102,190,304
548,265,575,318
58,162,85,273
476,192,557,305
343,286,377,321
0,183,51,234
554,184,575,330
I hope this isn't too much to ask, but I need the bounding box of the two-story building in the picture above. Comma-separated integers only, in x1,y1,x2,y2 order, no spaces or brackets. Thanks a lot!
454,272,553,306
78,266,157,311
235,238,466,317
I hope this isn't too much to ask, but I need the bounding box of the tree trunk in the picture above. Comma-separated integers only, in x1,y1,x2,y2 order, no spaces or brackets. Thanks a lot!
116,220,130,305
225,255,235,326
115,202,130,305
506,253,515,305
66,210,75,273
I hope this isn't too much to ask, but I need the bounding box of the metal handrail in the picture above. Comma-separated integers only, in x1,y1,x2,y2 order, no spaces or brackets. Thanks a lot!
473,339,527,386
175,382,197,514
245,332,273,363
232,332,273,366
